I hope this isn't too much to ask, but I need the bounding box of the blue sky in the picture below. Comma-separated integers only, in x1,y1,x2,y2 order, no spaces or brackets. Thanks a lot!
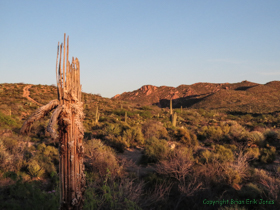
1,1,279,98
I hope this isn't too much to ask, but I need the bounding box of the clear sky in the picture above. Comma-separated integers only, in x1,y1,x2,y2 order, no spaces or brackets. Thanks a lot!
1,1,279,98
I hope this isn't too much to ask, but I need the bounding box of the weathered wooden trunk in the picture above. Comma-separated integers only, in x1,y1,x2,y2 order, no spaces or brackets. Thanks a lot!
57,34,86,209
20,34,86,209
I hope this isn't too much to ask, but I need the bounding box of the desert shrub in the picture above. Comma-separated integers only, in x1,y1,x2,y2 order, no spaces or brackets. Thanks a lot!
142,120,168,140
259,145,276,163
122,126,145,146
84,176,142,210
214,145,235,163
244,147,260,159
222,121,247,141
156,148,194,181
253,169,280,201
173,127,198,147
198,125,224,141
84,139,122,179
105,123,124,136
245,131,265,146
198,151,251,188
0,139,12,171
0,137,26,172
223,144,238,152
264,129,279,143
0,112,18,128
201,145,234,164
104,135,129,152
27,159,45,178
143,137,169,163
113,109,133,117
32,143,59,176
0,177,59,210
225,152,251,185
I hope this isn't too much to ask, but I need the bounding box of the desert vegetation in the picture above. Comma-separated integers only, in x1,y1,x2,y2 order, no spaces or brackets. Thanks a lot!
0,82,280,209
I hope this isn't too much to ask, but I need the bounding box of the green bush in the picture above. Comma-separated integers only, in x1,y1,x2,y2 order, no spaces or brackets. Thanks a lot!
0,177,59,210
201,145,234,164
105,123,123,136
0,112,18,128
198,125,224,141
173,127,198,147
143,137,169,163
33,143,59,176
84,177,142,210
139,110,152,119
122,126,145,146
27,159,45,178
105,135,129,152
244,147,260,160
259,145,276,163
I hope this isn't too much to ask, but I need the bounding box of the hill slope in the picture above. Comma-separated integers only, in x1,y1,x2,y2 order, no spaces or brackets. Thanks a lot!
112,80,280,113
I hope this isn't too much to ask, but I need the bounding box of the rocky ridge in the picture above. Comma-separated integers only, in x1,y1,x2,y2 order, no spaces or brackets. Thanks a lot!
112,80,280,113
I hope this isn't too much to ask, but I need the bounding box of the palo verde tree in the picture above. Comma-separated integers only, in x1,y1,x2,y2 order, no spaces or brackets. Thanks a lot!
20,34,86,210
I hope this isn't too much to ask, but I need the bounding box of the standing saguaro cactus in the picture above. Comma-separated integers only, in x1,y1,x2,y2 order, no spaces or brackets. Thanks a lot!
172,112,177,127
125,111,127,123
95,106,99,123
170,99,173,115
20,34,86,210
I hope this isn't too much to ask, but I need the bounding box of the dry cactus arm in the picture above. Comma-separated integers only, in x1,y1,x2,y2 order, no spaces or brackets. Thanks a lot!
47,105,62,139
20,99,60,135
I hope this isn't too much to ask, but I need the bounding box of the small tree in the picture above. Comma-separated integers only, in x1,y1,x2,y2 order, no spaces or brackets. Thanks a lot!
20,34,85,210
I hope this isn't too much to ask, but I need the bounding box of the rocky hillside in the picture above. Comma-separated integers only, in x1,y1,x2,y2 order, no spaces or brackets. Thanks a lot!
112,80,280,113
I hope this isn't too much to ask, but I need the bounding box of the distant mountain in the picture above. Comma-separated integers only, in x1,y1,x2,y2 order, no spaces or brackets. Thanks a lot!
112,80,280,113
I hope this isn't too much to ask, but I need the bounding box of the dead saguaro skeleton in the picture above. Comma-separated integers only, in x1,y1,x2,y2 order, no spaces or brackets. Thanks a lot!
20,33,86,209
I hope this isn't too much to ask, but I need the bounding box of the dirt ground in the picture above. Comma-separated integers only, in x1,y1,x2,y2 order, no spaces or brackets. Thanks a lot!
23,85,42,106
117,147,155,177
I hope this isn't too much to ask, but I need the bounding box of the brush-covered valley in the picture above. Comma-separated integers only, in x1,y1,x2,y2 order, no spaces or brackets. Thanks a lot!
0,82,280,210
